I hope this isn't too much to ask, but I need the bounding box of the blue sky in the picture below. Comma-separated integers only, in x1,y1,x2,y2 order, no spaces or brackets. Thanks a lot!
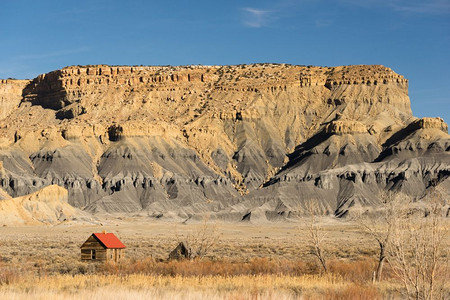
1,0,449,122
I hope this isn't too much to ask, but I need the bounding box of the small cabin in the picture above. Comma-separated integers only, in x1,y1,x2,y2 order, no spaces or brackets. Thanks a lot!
169,242,190,260
80,231,126,262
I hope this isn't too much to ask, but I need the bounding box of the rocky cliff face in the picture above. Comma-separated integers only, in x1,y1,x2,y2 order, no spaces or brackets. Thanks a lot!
0,64,447,221
0,79,29,120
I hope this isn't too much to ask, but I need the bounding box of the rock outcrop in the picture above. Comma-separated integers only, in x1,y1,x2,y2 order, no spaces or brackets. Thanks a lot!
0,64,447,220
0,79,30,120
324,120,368,135
412,117,448,132
0,185,83,225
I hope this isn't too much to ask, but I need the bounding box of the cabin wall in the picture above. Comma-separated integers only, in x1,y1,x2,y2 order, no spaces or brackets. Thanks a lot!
81,248,92,261
117,248,124,261
80,236,107,261
106,248,125,262
80,248,107,261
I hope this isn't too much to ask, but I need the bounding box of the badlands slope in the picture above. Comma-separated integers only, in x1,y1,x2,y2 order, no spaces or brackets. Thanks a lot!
0,185,83,225
0,64,448,221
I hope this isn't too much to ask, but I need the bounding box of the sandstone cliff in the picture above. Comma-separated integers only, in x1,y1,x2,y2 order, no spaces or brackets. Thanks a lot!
0,64,447,220
0,79,29,120
0,185,84,225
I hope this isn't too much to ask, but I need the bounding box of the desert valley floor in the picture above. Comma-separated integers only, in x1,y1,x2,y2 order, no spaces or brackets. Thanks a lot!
0,217,449,299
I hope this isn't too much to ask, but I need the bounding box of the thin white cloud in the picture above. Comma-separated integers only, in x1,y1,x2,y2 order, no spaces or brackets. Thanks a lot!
339,0,450,14
389,0,450,14
315,19,333,28
242,8,274,28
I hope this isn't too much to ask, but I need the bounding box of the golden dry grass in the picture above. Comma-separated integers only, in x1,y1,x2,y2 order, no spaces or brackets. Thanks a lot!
0,219,448,299
0,273,390,300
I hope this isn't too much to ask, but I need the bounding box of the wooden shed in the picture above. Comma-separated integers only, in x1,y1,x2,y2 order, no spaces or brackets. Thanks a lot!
80,231,126,262
169,242,189,260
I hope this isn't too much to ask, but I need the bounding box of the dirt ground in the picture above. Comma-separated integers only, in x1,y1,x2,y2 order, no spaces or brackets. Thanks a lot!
0,216,449,300
0,216,380,266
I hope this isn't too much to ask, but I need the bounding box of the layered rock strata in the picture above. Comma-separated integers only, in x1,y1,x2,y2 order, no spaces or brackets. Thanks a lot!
0,64,447,220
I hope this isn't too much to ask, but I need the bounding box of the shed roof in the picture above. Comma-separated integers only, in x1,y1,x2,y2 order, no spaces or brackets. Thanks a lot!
93,232,126,249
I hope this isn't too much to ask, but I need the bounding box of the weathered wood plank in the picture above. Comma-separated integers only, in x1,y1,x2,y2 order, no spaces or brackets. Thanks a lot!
81,242,105,249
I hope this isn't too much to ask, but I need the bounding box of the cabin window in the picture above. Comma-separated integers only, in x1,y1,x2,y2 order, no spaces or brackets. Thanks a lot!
91,250,96,260
111,253,113,259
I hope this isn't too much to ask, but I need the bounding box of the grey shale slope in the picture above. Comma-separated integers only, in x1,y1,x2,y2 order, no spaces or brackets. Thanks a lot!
0,64,448,221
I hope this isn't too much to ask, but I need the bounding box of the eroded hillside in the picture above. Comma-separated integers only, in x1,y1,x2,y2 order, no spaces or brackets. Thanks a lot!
0,64,448,220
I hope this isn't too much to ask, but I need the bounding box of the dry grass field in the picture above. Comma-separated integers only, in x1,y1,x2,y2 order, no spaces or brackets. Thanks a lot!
0,217,448,299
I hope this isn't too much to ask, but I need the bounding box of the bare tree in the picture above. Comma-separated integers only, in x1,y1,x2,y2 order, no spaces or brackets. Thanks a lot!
304,200,328,273
175,215,220,260
386,189,449,300
354,191,409,282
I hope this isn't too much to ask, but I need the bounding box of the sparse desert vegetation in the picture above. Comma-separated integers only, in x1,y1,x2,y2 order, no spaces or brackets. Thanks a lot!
1,62,448,300
0,215,448,299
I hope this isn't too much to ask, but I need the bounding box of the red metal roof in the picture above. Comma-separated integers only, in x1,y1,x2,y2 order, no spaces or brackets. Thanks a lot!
93,233,126,249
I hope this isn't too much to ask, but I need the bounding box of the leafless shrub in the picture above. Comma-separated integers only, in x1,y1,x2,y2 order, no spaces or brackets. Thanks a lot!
175,215,220,260
304,200,328,273
386,189,449,300
354,191,410,282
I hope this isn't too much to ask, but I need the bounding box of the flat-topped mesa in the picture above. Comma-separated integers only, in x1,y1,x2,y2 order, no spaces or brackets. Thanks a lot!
17,64,412,121
25,64,409,95
411,117,448,133
1,64,447,218
324,120,368,135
